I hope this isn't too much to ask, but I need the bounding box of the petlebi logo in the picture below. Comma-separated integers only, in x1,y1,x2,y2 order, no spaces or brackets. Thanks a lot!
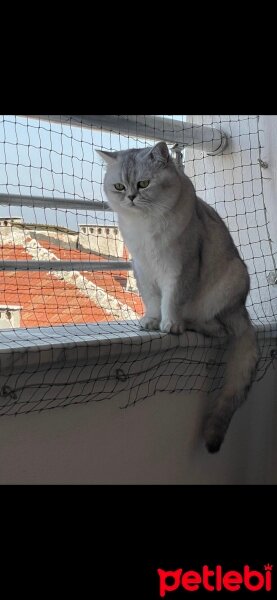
157,564,273,595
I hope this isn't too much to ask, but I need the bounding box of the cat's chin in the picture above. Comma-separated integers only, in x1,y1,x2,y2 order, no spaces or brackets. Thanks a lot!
126,201,140,209
109,202,139,213
121,204,142,215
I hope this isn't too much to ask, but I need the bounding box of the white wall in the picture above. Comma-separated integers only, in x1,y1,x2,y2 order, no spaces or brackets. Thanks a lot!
0,363,276,484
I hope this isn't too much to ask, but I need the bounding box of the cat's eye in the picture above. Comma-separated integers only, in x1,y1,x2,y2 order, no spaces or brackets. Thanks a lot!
114,183,125,191
137,180,150,189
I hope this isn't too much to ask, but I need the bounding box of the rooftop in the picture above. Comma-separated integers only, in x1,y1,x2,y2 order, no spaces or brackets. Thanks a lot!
0,229,143,328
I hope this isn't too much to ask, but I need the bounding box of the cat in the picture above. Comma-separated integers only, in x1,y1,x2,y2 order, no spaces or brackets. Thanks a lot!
97,141,259,453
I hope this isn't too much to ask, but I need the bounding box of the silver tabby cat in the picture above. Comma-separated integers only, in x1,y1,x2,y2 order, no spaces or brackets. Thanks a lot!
97,142,259,453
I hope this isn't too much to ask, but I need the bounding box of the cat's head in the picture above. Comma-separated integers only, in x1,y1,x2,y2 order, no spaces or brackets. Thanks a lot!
97,142,182,216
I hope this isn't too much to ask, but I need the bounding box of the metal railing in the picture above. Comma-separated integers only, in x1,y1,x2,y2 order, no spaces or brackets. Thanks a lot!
0,260,131,271
0,193,109,212
25,115,228,155
1,115,228,273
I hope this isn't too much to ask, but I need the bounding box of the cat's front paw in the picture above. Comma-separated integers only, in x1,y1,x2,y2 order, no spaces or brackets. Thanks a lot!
160,320,185,334
139,316,160,331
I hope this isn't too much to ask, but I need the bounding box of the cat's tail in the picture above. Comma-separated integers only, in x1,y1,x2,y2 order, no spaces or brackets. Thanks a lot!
203,306,259,453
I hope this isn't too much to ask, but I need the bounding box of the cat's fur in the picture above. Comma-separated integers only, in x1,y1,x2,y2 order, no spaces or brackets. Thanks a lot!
97,142,259,453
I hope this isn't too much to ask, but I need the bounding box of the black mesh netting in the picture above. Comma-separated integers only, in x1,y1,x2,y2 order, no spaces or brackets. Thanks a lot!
0,115,276,415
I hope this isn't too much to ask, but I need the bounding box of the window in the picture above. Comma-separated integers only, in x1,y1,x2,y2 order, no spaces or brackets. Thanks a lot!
0,115,153,331
1,115,276,332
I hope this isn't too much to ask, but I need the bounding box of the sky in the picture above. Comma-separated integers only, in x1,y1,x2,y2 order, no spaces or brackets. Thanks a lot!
0,115,186,231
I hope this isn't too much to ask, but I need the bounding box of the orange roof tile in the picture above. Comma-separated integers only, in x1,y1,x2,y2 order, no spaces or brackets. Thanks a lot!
0,240,144,328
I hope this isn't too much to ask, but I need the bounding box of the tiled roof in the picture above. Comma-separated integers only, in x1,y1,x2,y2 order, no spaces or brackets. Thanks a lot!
0,240,144,328
38,241,143,315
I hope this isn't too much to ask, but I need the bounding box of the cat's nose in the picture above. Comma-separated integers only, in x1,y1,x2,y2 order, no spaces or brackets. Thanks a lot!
128,194,136,201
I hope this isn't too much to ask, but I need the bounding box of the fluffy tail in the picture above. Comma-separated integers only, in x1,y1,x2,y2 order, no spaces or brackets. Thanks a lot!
203,307,259,453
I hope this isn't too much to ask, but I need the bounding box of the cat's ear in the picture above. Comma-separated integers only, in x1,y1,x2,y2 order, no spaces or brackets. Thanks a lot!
150,141,169,165
96,150,118,165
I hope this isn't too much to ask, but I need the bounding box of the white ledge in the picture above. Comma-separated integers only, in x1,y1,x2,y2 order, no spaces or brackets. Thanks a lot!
0,320,219,375
0,320,275,376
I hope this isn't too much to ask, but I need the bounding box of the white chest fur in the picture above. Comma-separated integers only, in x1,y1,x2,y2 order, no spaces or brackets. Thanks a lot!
119,214,181,287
